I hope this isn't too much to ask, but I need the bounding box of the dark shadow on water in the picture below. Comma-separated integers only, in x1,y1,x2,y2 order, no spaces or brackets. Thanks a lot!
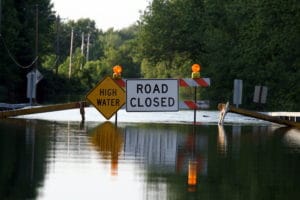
0,119,49,200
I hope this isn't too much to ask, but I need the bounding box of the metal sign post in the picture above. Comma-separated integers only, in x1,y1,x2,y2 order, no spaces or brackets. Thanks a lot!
193,86,197,124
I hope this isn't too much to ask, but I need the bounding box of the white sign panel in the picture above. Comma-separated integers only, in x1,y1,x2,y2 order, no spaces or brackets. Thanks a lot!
233,79,243,107
126,79,179,112
26,69,43,99
35,69,43,84
253,85,268,104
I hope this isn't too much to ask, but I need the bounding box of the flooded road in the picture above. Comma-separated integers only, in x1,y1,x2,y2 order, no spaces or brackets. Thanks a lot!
0,119,299,200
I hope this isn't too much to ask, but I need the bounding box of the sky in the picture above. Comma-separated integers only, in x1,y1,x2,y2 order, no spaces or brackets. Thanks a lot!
51,0,150,31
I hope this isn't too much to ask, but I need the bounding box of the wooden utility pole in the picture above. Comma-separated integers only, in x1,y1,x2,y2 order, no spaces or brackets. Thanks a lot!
80,32,84,69
55,15,60,75
35,4,39,70
86,33,90,62
69,28,74,79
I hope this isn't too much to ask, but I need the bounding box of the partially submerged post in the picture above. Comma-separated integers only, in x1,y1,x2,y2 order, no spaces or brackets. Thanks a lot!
80,101,85,122
218,102,229,125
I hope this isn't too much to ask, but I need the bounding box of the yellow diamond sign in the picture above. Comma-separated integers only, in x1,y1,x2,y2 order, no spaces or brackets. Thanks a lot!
86,76,125,120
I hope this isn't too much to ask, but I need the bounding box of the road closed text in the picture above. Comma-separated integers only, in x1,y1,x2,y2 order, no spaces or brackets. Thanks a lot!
126,79,179,112
130,96,175,108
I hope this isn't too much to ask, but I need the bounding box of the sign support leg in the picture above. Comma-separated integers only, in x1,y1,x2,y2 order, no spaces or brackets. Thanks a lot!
115,112,118,126
80,102,85,122
194,86,197,124
30,72,34,106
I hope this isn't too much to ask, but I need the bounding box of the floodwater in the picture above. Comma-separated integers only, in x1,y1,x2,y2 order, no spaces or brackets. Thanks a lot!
0,112,300,200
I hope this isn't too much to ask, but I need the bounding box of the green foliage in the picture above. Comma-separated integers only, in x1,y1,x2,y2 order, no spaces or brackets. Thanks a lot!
137,0,300,110
0,0,298,110
41,24,141,98
0,0,55,102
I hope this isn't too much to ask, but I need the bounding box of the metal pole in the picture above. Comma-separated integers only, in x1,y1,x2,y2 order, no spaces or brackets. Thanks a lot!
192,123,196,157
30,72,34,106
115,112,118,126
194,87,197,124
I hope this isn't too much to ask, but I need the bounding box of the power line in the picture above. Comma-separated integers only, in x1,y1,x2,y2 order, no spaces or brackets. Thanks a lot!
0,34,38,69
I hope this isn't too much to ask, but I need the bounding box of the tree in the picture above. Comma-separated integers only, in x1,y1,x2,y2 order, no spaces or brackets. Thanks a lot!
0,0,55,102
137,0,206,78
98,26,141,78
137,0,300,110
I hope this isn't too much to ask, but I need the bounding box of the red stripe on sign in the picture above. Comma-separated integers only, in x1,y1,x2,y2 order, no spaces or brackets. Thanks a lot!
194,78,209,87
184,101,198,109
179,79,189,87
114,79,126,87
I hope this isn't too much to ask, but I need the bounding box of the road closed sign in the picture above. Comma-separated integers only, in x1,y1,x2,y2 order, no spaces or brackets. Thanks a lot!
126,79,179,112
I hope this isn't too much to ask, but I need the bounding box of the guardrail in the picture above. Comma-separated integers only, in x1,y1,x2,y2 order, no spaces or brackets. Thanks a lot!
218,102,300,128
0,102,88,120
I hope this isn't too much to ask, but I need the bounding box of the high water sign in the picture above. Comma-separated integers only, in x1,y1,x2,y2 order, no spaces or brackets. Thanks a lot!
126,79,179,112
86,76,125,119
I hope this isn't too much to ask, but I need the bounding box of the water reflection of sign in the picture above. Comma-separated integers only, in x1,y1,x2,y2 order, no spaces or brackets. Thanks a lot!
86,76,125,120
126,79,179,112
90,122,123,176
188,160,197,186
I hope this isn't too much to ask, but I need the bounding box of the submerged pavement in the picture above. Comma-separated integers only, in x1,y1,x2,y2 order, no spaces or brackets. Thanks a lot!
15,107,267,124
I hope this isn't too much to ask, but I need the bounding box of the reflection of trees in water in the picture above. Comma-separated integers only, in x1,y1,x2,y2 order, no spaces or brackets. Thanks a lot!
0,119,49,200
208,125,300,199
134,124,299,199
90,122,123,176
